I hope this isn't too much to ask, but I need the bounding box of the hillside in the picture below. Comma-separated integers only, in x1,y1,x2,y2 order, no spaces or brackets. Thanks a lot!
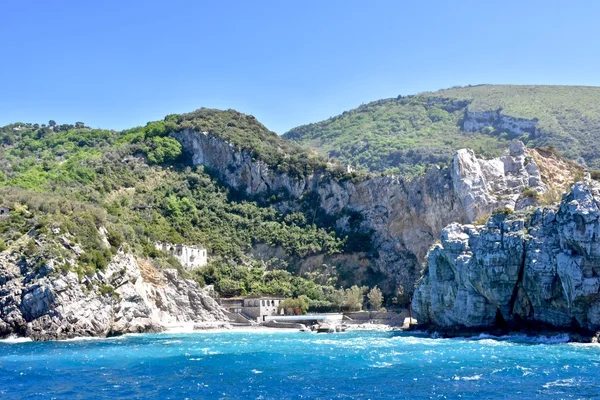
0,113,357,312
284,85,600,176
0,102,588,331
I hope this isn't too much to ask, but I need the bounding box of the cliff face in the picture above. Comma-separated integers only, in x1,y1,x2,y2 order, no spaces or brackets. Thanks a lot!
172,130,548,294
462,109,538,137
413,181,600,334
0,250,228,341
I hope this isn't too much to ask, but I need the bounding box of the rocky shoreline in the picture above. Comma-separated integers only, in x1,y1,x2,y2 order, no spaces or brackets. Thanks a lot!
0,251,229,341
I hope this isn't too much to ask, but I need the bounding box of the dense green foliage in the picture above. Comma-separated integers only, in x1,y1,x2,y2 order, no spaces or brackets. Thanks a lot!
0,114,372,308
285,85,600,174
164,108,330,178
284,96,509,176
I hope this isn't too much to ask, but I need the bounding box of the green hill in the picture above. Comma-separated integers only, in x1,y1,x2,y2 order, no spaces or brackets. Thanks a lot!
0,112,363,310
284,85,600,176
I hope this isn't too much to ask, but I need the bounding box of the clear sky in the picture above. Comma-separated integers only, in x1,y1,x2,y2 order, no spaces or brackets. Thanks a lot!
1,0,599,133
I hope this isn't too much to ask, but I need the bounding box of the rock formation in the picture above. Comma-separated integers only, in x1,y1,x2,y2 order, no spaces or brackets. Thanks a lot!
172,130,549,295
413,181,600,335
0,249,228,341
462,109,537,137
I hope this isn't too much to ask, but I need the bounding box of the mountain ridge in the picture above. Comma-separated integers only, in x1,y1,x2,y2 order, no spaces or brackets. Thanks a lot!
284,84,600,176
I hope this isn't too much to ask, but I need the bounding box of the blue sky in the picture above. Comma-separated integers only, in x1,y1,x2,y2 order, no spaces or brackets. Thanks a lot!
1,0,599,133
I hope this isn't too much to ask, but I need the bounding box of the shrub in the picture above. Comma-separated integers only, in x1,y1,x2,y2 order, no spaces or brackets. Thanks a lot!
521,187,539,199
98,284,115,296
106,227,124,248
474,213,491,225
147,136,182,164
492,206,513,216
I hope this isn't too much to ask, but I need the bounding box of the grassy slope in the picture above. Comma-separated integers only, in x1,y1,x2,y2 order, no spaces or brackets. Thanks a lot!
284,85,600,174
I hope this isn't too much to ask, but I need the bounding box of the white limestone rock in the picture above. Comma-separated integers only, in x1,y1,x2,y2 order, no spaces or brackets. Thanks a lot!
413,181,600,334
0,251,229,341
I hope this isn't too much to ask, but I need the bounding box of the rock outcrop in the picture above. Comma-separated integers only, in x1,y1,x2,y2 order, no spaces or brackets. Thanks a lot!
0,251,228,341
453,140,547,221
172,130,548,294
462,109,537,137
413,181,600,335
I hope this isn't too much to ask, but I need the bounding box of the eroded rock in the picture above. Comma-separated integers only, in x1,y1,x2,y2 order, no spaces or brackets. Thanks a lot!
413,181,600,335
0,252,228,341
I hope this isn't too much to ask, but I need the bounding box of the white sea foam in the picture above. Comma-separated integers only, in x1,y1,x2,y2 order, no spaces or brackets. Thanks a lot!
162,340,183,345
453,374,482,381
0,336,32,344
464,332,571,344
370,362,393,368
542,378,577,389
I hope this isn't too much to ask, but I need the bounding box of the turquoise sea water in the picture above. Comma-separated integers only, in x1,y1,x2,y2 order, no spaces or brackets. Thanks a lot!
1,330,599,399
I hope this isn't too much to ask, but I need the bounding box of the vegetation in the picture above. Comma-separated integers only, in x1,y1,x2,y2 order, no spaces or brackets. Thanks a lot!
367,286,383,311
160,108,331,178
344,285,365,312
279,297,310,315
0,112,383,311
284,85,600,175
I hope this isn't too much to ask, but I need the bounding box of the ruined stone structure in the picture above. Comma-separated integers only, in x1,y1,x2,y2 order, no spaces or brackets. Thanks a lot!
0,206,10,218
220,297,284,322
154,242,208,269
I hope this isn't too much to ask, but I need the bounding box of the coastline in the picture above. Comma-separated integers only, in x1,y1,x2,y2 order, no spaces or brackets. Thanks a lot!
410,323,600,344
2,323,598,345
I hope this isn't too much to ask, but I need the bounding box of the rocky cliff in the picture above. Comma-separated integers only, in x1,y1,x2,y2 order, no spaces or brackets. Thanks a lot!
0,246,228,341
172,130,549,295
462,109,538,137
412,180,600,336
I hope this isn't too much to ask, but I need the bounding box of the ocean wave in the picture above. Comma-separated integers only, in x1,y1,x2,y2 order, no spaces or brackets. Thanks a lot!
462,332,571,344
453,374,482,381
0,336,32,344
542,378,577,389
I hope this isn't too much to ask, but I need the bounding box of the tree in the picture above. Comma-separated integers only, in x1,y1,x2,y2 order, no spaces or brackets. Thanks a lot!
147,136,182,164
279,297,309,315
48,120,56,127
344,285,364,311
75,122,85,129
367,286,383,311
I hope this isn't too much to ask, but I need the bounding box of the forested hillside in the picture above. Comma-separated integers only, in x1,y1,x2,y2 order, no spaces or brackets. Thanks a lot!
284,85,600,176
0,112,372,311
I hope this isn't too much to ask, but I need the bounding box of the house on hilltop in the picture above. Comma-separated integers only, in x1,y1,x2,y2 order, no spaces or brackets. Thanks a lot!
154,242,208,269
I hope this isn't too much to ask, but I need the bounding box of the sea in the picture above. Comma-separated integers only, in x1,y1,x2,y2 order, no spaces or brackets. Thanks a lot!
1,329,599,399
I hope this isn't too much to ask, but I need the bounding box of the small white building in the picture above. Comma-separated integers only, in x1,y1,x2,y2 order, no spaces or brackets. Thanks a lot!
154,242,208,269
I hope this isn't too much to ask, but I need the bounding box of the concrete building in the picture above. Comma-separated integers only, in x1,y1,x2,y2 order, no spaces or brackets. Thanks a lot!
220,297,284,323
154,242,208,269
0,206,10,219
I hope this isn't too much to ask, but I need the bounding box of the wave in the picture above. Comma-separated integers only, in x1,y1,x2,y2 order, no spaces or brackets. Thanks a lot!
422,332,572,344
453,374,482,381
470,333,571,344
0,336,32,344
